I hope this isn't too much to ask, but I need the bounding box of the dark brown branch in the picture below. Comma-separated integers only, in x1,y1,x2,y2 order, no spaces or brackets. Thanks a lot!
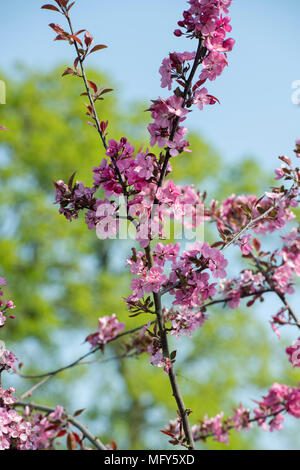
145,245,195,450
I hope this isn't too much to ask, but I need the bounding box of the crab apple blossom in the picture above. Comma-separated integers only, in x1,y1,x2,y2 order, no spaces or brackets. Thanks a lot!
286,339,300,368
85,314,125,349
1,0,299,452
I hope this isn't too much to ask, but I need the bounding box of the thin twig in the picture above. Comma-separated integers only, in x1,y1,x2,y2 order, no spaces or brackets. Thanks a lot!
20,376,51,399
16,323,152,380
64,11,128,195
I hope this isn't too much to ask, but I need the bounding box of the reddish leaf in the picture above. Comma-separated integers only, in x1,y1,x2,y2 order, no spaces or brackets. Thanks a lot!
67,433,77,450
110,440,117,450
247,298,256,308
252,238,261,252
99,88,113,96
49,23,65,34
279,155,291,166
69,35,83,47
54,0,68,6
41,4,60,12
73,432,81,443
192,78,207,92
207,94,220,105
100,121,108,133
161,430,175,437
67,1,75,11
74,57,80,71
73,408,85,417
62,67,75,77
57,429,67,437
54,34,67,41
68,171,77,189
89,44,107,54
84,31,94,48
88,81,98,93
176,80,186,87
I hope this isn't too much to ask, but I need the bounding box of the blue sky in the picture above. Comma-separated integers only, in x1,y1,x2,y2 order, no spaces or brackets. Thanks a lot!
1,0,300,168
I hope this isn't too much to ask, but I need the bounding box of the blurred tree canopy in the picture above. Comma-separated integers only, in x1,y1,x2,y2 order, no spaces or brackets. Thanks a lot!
0,67,298,450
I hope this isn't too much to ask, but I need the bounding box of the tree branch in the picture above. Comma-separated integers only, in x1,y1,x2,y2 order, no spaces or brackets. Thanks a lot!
16,324,152,380
145,245,195,450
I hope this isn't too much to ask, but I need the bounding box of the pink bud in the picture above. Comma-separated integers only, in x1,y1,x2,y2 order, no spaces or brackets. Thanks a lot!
174,29,182,37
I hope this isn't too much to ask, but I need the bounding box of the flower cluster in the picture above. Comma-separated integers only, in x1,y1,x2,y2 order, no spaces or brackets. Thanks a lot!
152,1,235,159
168,307,208,338
0,388,66,450
286,338,300,368
127,241,227,311
0,277,16,328
85,314,125,349
210,188,298,247
175,0,233,39
219,269,266,309
274,228,300,288
163,382,300,447
54,179,96,222
147,97,190,155
0,278,17,372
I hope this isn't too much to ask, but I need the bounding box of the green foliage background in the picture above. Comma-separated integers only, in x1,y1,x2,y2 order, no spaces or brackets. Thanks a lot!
0,67,299,450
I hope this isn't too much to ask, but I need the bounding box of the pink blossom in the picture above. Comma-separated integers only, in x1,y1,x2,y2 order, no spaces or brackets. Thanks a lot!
238,234,253,255
193,87,211,110
144,267,167,294
200,51,228,81
134,152,154,180
85,314,125,348
286,388,300,418
0,312,6,327
165,95,188,118
286,339,300,367
170,308,208,338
